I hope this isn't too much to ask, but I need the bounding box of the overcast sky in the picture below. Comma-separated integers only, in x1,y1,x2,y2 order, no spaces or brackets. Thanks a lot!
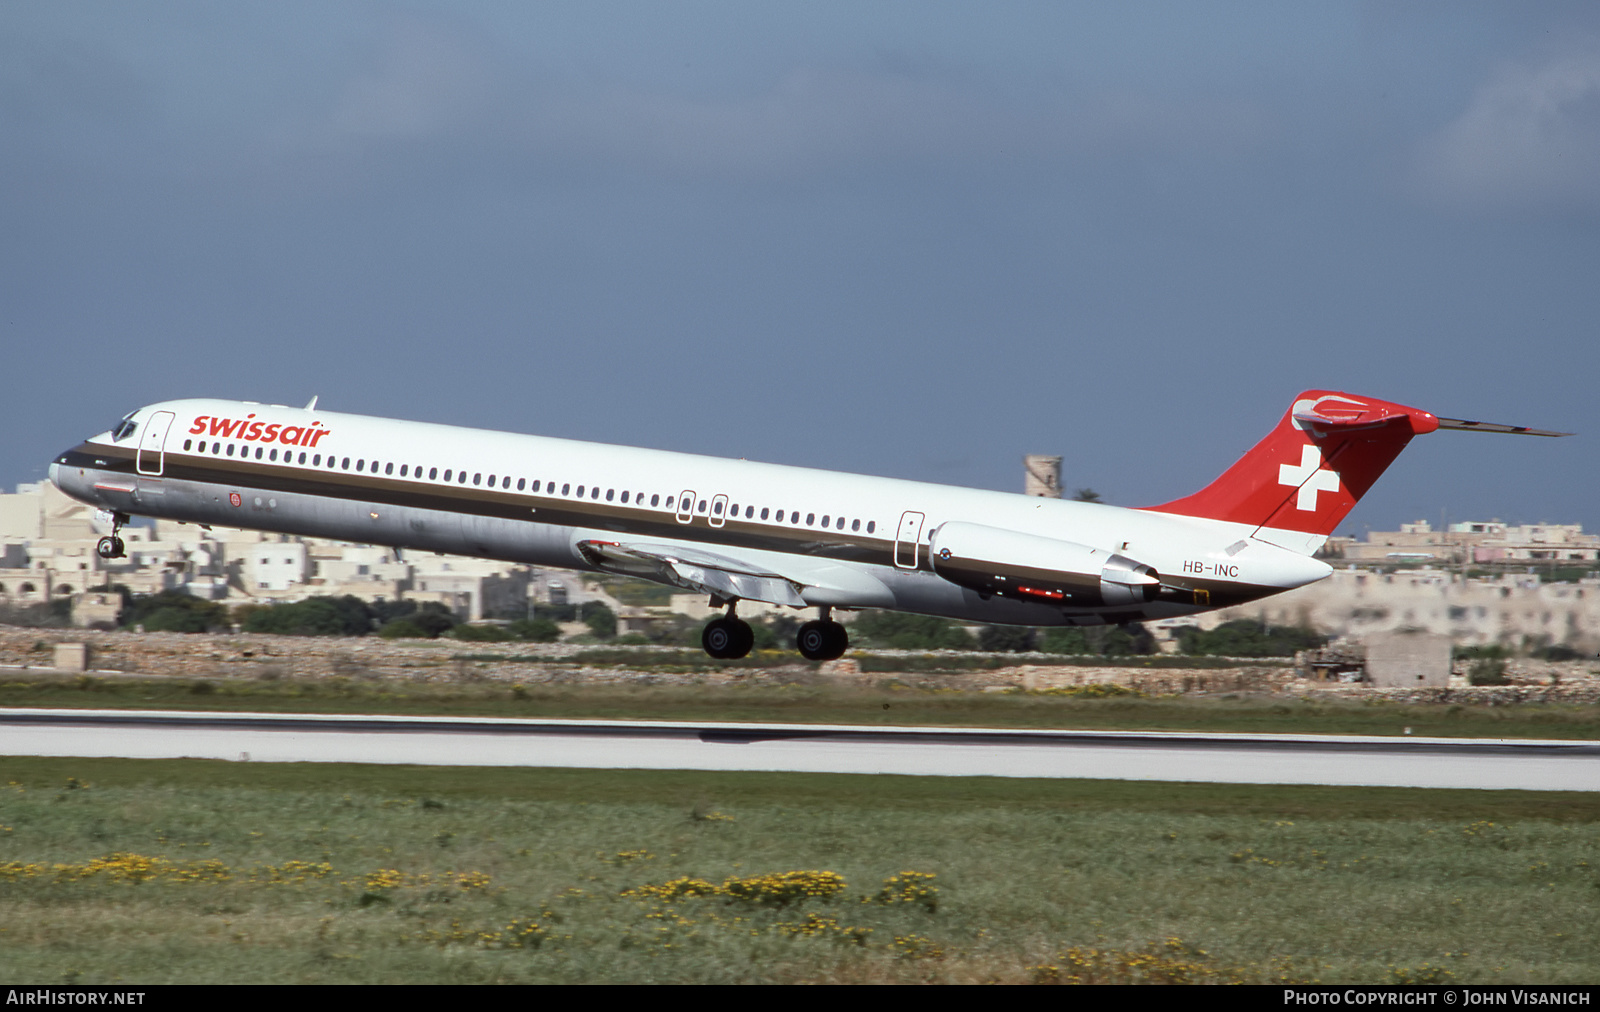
5,2,1598,538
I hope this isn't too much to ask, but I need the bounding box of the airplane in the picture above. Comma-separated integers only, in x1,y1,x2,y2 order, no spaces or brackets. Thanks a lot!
48,390,1567,660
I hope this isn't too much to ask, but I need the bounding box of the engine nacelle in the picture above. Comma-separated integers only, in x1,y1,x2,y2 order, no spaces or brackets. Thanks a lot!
928,521,1160,608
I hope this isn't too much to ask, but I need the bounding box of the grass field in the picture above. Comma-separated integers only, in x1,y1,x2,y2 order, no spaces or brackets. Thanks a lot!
5,670,1600,740
0,757,1595,984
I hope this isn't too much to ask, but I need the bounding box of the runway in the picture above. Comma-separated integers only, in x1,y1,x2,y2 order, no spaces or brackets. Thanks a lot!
2,707,1597,791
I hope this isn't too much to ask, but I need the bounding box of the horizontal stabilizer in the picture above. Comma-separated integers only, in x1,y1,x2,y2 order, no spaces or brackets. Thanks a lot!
1435,418,1572,437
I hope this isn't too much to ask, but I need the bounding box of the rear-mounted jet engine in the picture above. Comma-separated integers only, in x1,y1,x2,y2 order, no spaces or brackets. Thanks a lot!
928,521,1160,607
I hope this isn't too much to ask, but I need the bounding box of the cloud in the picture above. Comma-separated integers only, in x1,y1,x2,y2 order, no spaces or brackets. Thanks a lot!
101,9,1267,192
1416,43,1600,213
479,65,1267,183
326,15,492,140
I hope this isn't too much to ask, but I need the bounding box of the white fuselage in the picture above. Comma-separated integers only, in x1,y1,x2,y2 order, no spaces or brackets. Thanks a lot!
50,398,1331,626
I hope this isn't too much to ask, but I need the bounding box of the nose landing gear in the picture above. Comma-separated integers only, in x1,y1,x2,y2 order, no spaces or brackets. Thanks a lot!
95,512,131,560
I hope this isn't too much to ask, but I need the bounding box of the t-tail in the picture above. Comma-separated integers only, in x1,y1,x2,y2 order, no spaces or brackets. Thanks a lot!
1142,390,1571,556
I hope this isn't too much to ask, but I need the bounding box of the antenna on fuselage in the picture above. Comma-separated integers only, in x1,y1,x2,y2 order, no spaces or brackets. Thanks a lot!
304,395,319,411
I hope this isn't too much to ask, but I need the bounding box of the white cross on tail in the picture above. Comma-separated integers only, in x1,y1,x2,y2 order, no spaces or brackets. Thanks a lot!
1279,444,1341,512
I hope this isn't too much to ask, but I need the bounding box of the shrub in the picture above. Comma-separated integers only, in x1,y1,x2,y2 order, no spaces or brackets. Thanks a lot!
1468,659,1510,686
582,602,617,640
377,619,428,639
449,624,512,643
978,625,1035,653
1176,619,1323,658
1038,628,1092,654
852,611,975,650
507,618,561,642
241,596,374,637
121,591,229,633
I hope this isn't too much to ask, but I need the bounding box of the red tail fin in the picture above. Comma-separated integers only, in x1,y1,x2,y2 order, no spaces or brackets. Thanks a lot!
1143,391,1440,552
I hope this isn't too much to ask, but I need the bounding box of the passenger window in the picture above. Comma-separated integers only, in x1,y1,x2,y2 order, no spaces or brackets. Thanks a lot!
313,454,321,466
386,463,394,475
821,515,830,526
606,489,614,501
746,506,754,519
851,519,860,532
517,478,525,491
503,476,510,489
591,487,600,499
473,473,481,486
652,494,660,507
713,501,723,515
400,465,408,477
444,470,452,481
867,521,876,534
837,517,845,530
562,484,571,496
299,453,307,465
183,439,191,451
429,468,438,480
532,480,541,492
356,460,364,472
760,508,769,520
664,496,673,509
227,444,235,457
459,471,468,484
269,449,277,462
620,491,629,503
487,474,495,486
342,457,350,469
576,485,584,497
698,500,707,513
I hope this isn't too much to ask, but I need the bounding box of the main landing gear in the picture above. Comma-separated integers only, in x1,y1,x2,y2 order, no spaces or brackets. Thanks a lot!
697,603,851,661
702,605,755,660
796,608,848,662
96,511,131,560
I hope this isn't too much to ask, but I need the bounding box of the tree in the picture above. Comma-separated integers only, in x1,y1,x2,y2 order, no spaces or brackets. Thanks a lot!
242,596,374,636
121,591,229,633
1038,627,1091,654
978,625,1035,652
582,601,617,640
508,617,562,642
851,611,975,650
1175,619,1324,658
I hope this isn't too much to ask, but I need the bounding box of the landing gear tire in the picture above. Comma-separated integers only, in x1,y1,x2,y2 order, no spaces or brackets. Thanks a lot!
96,536,126,560
702,617,754,660
797,620,848,661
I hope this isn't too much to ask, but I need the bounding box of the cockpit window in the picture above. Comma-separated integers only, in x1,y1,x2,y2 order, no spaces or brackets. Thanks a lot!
111,412,138,442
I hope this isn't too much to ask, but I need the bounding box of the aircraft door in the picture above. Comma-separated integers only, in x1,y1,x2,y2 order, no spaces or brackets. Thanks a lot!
676,489,696,524
709,493,729,528
136,411,176,476
894,510,925,569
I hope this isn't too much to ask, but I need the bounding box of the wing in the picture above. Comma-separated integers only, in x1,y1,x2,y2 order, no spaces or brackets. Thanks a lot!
575,539,808,607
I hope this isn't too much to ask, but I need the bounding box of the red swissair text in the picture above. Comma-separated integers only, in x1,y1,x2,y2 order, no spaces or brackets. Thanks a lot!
188,414,331,448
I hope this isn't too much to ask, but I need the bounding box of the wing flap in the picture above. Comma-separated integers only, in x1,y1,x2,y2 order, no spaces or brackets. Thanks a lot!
575,540,808,608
